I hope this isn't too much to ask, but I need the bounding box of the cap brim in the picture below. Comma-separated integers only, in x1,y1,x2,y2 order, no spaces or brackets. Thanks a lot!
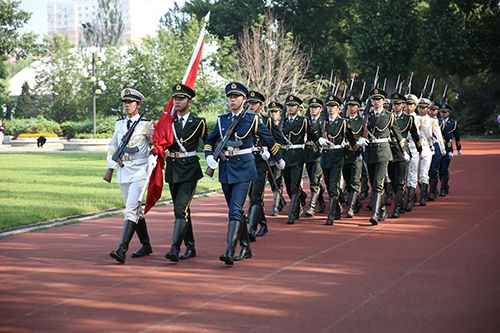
122,97,140,102
172,92,192,98
309,103,322,107
346,101,360,105
370,94,385,99
326,102,340,106
226,90,246,97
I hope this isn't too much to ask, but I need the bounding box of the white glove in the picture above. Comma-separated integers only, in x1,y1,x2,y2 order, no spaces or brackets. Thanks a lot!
206,155,219,169
357,137,369,148
107,156,117,169
318,137,329,147
458,149,462,156
448,152,453,159
355,154,363,162
260,150,271,161
148,154,157,171
403,152,410,162
276,159,286,170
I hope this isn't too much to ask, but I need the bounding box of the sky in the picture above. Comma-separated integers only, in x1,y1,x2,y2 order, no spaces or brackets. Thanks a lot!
18,0,185,35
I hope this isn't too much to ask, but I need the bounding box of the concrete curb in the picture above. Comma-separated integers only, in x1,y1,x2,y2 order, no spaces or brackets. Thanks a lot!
0,189,221,238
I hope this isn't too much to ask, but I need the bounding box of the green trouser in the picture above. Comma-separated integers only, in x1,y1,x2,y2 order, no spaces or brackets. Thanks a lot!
322,160,343,198
305,159,322,195
249,156,268,206
283,163,304,197
388,160,407,194
342,159,362,193
367,161,389,194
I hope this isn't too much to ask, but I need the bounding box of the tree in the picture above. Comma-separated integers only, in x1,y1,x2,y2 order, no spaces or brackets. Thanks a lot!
235,13,310,100
14,82,37,118
95,0,124,47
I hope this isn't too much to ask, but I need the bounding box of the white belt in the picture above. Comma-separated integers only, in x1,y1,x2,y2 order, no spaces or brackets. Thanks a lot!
169,151,197,158
369,138,390,144
223,147,253,156
305,141,316,146
123,156,148,163
322,144,343,150
252,146,268,152
285,144,305,149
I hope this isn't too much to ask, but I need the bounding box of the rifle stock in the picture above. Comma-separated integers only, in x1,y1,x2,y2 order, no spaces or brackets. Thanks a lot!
205,166,215,177
103,168,114,183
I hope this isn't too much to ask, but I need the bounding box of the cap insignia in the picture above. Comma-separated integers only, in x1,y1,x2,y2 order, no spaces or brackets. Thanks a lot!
289,96,293,101
374,89,379,94
125,89,130,95
350,96,354,100
231,83,237,89
250,92,255,97
176,85,181,90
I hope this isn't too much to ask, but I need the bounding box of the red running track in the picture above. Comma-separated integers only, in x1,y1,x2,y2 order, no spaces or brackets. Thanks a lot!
1,139,499,333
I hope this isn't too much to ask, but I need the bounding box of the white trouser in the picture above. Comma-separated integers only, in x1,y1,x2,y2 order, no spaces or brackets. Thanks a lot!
418,150,432,185
406,146,419,188
119,179,145,222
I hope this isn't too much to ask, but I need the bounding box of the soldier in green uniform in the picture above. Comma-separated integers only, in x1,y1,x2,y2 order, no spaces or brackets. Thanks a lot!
318,95,361,225
282,95,316,224
361,88,405,225
164,84,207,262
304,97,326,217
246,91,287,241
342,95,364,218
388,93,421,218
268,101,287,216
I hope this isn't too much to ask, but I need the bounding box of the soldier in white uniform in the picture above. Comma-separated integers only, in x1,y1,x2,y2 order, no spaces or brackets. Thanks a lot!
404,94,422,212
107,88,157,263
415,98,445,206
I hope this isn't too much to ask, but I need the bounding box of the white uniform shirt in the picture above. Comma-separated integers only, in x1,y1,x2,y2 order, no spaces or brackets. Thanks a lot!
418,114,445,155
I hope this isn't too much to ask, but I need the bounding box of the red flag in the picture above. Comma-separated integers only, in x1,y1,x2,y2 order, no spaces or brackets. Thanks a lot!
145,12,210,214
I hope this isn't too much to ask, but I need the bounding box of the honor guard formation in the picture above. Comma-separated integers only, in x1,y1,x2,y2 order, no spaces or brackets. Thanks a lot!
106,76,462,266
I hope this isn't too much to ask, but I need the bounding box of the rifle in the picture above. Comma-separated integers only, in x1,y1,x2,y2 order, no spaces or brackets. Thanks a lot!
394,74,401,93
103,110,146,183
440,83,448,104
205,102,250,177
362,66,380,141
360,81,366,100
427,78,436,100
342,75,355,117
419,75,429,99
405,72,414,95
382,77,387,91
257,140,286,208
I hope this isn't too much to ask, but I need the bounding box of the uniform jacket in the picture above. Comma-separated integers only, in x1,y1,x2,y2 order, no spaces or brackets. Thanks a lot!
282,115,317,167
319,116,360,169
165,113,207,183
204,111,281,184
440,118,461,153
107,115,153,183
418,114,445,156
304,115,323,162
391,112,422,161
253,115,287,163
364,110,404,164
344,114,364,163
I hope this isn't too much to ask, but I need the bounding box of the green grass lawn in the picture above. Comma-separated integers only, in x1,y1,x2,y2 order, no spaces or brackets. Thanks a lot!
0,153,220,231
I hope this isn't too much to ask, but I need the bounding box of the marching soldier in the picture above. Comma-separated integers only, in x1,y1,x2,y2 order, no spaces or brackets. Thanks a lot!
428,102,443,201
204,82,285,265
388,93,421,218
108,88,157,263
318,95,361,225
246,91,287,240
268,101,287,216
404,94,422,212
415,98,445,206
282,94,316,224
438,104,462,196
362,88,405,225
342,95,364,218
304,97,326,217
164,84,207,262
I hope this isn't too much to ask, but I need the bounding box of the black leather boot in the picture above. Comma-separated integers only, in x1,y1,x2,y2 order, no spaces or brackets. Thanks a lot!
219,220,242,266
391,190,403,218
247,204,260,242
335,198,342,220
287,194,299,224
346,192,358,218
359,176,369,200
110,220,137,263
317,186,325,213
428,177,438,201
419,183,428,206
305,192,319,217
325,197,336,225
370,193,384,225
271,191,280,216
384,182,392,206
165,219,187,262
440,175,449,196
179,220,196,260
132,217,153,258
405,187,416,212
300,190,307,208
255,205,268,237
234,222,252,261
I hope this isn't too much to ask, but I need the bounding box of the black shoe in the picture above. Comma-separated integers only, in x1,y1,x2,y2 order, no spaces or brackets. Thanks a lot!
255,222,268,237
325,198,336,225
179,247,196,260
219,220,241,265
132,218,153,258
370,193,384,226
165,219,188,262
165,247,180,262
287,194,299,224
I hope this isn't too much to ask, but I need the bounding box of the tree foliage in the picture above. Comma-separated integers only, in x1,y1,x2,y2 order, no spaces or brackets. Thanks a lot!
95,0,124,47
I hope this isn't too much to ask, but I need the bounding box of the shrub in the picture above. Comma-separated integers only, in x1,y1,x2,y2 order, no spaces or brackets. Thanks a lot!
30,116,61,135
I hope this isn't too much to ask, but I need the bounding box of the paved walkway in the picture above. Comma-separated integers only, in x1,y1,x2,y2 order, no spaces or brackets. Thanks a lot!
0,140,499,333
